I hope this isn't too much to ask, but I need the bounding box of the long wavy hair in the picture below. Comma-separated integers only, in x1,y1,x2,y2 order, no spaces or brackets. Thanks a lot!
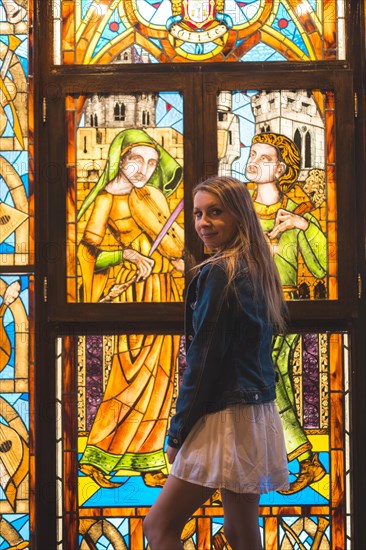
193,176,287,332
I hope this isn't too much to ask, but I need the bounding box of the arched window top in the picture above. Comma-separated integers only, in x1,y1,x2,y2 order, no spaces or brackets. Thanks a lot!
54,1,346,64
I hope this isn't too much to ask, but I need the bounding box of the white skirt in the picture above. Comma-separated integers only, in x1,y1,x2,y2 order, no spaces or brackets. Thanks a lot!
170,402,289,494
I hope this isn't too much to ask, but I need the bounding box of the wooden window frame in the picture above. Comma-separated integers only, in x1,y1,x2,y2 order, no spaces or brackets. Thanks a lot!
33,1,366,548
46,67,357,326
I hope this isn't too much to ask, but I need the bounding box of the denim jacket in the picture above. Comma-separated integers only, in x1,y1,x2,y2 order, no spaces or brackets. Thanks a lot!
167,261,277,449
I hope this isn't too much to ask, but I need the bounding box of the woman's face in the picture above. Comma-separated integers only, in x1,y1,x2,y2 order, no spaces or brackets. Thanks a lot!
120,145,159,188
193,190,237,251
245,142,285,184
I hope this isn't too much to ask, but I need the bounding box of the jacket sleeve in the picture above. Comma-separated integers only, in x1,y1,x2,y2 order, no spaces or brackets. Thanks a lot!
167,264,233,448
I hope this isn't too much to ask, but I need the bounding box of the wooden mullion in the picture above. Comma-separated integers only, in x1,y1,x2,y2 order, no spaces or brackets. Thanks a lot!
34,1,57,549
348,2,366,549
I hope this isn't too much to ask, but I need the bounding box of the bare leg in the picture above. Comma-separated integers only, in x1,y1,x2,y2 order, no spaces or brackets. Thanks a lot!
221,489,262,550
144,474,216,550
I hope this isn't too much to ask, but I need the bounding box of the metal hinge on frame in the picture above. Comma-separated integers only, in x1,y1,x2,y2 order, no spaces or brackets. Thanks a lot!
43,276,48,302
354,93,358,118
43,97,47,123
358,273,362,300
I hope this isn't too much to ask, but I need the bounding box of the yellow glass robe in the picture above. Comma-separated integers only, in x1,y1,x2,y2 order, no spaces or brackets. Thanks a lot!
79,189,184,473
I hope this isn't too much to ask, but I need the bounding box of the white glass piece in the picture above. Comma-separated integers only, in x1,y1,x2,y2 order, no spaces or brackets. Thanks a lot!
53,0,61,64
337,0,346,59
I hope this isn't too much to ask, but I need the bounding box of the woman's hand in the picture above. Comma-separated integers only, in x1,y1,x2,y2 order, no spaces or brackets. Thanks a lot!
123,249,155,281
166,445,179,464
268,208,309,239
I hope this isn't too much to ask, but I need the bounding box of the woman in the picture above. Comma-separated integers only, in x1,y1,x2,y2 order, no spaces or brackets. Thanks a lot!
78,129,185,488
144,176,289,549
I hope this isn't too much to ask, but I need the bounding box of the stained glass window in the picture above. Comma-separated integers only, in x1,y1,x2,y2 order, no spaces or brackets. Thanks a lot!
0,275,33,548
49,2,356,548
56,331,350,548
53,1,346,64
66,92,185,303
0,0,33,265
217,89,337,300
0,1,34,547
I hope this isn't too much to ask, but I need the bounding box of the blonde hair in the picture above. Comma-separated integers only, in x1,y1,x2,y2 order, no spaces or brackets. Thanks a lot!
193,176,287,332
252,132,300,193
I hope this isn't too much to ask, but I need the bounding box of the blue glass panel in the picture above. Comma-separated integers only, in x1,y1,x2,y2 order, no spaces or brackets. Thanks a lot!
92,9,127,57
180,41,218,56
82,0,92,19
272,3,309,56
156,92,184,133
136,0,172,25
2,393,29,429
0,514,29,548
0,276,29,380
240,43,287,62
